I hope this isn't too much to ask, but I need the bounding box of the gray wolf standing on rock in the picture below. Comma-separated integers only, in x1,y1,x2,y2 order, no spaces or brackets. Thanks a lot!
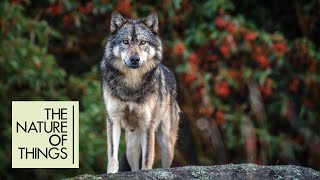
100,11,181,173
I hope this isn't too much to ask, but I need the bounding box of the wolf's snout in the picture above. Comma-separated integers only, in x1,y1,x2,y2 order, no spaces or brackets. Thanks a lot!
126,55,141,69
129,55,140,65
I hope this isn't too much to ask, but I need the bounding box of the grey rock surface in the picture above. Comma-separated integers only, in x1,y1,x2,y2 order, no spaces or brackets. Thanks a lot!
69,164,320,180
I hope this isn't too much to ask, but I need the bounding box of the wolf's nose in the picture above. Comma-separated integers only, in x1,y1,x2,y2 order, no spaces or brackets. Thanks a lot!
129,55,140,65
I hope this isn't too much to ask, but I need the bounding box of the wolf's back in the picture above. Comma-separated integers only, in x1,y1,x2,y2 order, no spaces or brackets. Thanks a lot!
158,64,178,98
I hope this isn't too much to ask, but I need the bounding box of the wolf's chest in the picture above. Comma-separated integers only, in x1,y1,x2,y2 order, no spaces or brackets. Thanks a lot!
118,103,140,129
106,96,153,130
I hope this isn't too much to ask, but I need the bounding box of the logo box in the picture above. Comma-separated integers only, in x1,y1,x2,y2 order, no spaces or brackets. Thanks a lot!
12,101,79,168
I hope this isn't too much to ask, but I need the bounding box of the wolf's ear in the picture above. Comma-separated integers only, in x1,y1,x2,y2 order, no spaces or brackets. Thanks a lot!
144,12,158,33
110,11,126,33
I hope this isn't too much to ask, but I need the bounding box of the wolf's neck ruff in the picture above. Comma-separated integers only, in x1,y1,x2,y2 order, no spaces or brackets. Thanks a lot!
101,58,159,103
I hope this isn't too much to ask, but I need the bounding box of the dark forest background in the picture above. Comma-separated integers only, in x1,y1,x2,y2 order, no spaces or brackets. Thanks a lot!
1,0,320,179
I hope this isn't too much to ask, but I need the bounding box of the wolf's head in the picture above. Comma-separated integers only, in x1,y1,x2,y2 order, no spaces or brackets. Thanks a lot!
105,11,162,70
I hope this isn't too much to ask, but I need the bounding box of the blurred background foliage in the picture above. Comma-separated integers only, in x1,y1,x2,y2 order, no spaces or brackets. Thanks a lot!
0,0,319,179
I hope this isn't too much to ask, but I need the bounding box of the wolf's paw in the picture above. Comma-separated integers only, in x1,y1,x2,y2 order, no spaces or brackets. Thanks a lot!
107,160,119,173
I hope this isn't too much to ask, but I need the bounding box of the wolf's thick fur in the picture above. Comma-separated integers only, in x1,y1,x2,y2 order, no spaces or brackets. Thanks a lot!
100,11,180,173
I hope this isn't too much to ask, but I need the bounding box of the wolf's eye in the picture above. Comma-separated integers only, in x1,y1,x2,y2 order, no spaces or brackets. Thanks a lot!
140,41,146,45
123,40,129,44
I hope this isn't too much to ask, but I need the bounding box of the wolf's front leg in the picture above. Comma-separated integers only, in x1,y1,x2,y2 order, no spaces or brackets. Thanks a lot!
125,129,141,171
141,128,155,169
107,117,121,173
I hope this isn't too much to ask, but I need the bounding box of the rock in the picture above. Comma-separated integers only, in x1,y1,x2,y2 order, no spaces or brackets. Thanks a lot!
69,164,320,180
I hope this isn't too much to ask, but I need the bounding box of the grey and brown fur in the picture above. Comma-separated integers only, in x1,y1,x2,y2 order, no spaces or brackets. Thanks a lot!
100,11,181,173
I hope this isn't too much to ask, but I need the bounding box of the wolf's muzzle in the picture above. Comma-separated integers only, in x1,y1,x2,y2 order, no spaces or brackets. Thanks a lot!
127,55,141,69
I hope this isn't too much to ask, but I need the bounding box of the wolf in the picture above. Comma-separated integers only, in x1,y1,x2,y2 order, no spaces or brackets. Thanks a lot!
100,11,181,173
